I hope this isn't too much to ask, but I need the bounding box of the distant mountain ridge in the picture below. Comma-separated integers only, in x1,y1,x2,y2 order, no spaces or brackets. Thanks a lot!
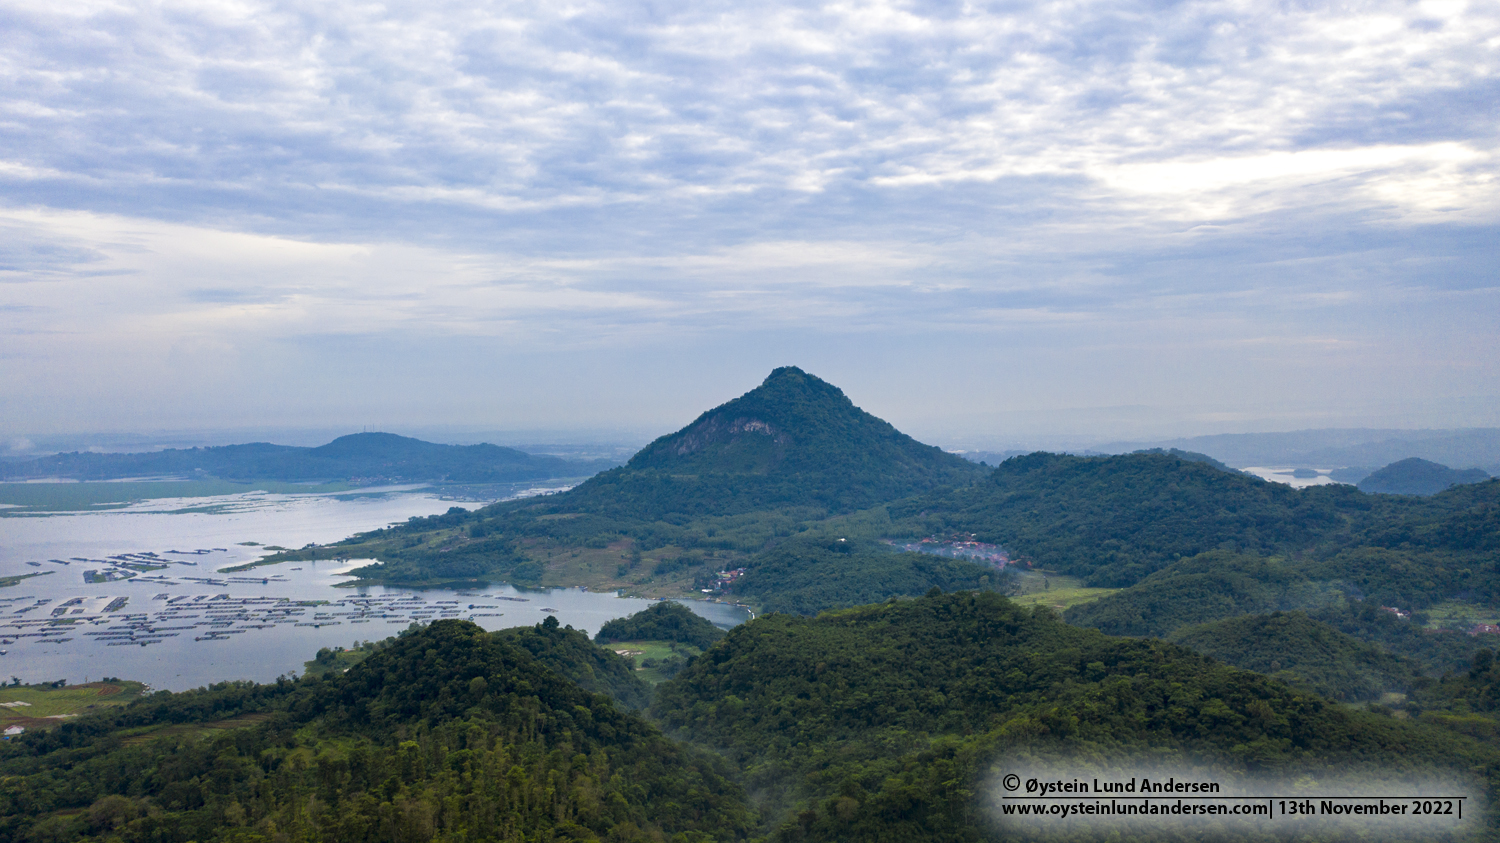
1103,427,1500,472
0,431,618,483
1358,457,1491,496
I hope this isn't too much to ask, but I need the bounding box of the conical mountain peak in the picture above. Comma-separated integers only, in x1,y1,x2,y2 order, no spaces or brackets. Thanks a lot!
634,367,859,466
568,368,981,517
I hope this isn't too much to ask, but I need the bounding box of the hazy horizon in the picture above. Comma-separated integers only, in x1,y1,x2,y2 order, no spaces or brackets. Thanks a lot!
8,413,1500,469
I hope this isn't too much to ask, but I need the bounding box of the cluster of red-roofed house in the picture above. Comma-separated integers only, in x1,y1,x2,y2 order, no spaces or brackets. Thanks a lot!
703,567,748,594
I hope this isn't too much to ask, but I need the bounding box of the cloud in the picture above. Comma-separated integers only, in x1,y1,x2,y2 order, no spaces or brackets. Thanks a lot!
0,0,1496,436
3,0,1495,234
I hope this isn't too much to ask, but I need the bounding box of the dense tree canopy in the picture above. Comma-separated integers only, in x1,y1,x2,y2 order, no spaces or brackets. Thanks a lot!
1167,611,1425,701
1061,551,1341,638
595,602,727,650
0,621,752,843
893,453,1500,608
890,452,1358,587
731,535,1014,616
495,618,653,710
652,591,1497,841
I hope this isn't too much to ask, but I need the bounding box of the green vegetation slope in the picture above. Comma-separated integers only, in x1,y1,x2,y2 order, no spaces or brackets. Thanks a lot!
1061,551,1341,638
892,452,1500,609
595,601,727,649
1358,457,1491,496
731,535,1014,616
307,368,986,594
494,615,653,710
890,451,1354,587
651,590,1495,841
0,621,751,843
1166,611,1424,701
559,366,983,520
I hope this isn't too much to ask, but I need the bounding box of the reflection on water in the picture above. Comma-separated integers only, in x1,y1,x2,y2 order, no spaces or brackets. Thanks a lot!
0,486,749,691
1241,466,1342,488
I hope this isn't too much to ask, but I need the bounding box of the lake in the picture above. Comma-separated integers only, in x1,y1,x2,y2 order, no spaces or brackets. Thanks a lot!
0,484,749,690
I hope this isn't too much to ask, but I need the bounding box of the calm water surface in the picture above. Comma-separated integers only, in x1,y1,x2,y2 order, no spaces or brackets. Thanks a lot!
0,486,749,690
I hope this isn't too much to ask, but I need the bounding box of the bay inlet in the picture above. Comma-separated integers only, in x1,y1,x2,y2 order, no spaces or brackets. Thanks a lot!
0,483,748,690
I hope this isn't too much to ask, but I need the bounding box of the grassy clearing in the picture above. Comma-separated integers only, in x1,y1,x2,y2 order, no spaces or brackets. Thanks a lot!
0,681,150,731
119,713,275,746
1423,601,1500,632
601,639,702,685
0,480,354,513
1006,569,1119,613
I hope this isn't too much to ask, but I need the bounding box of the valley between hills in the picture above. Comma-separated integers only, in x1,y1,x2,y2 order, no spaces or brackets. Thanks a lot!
5,366,1500,843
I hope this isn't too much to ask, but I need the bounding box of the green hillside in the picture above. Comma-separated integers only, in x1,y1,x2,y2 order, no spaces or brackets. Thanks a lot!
892,451,1500,607
1061,551,1341,638
261,379,1497,687
1307,601,1483,676
731,534,1014,616
494,615,653,709
596,601,727,649
563,366,983,519
0,621,752,843
890,451,1354,586
1167,611,1424,701
296,368,985,593
7,599,1500,841
1359,457,1490,496
1058,547,1500,685
1412,650,1500,737
651,590,1496,841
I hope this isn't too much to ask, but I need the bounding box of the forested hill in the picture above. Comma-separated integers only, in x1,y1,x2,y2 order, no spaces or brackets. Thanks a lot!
0,432,616,483
651,590,1497,841
1358,457,1491,496
559,366,983,518
493,616,654,709
1166,611,1425,702
595,601,727,649
891,450,1355,586
891,450,1500,591
0,620,752,843
290,368,990,591
8,598,1497,843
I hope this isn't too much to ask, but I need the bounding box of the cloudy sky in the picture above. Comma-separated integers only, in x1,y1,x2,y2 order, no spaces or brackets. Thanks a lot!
2,0,1497,449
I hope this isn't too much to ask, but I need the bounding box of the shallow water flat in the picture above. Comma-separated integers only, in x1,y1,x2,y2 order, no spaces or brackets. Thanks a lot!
0,485,747,690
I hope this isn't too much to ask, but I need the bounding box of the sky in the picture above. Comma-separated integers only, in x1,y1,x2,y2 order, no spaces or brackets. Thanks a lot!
2,0,1497,451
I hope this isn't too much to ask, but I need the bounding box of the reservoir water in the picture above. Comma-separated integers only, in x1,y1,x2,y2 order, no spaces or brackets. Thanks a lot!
0,485,749,690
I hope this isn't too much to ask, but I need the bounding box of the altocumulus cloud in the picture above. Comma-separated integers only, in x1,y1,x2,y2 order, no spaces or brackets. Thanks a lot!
0,0,1496,436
